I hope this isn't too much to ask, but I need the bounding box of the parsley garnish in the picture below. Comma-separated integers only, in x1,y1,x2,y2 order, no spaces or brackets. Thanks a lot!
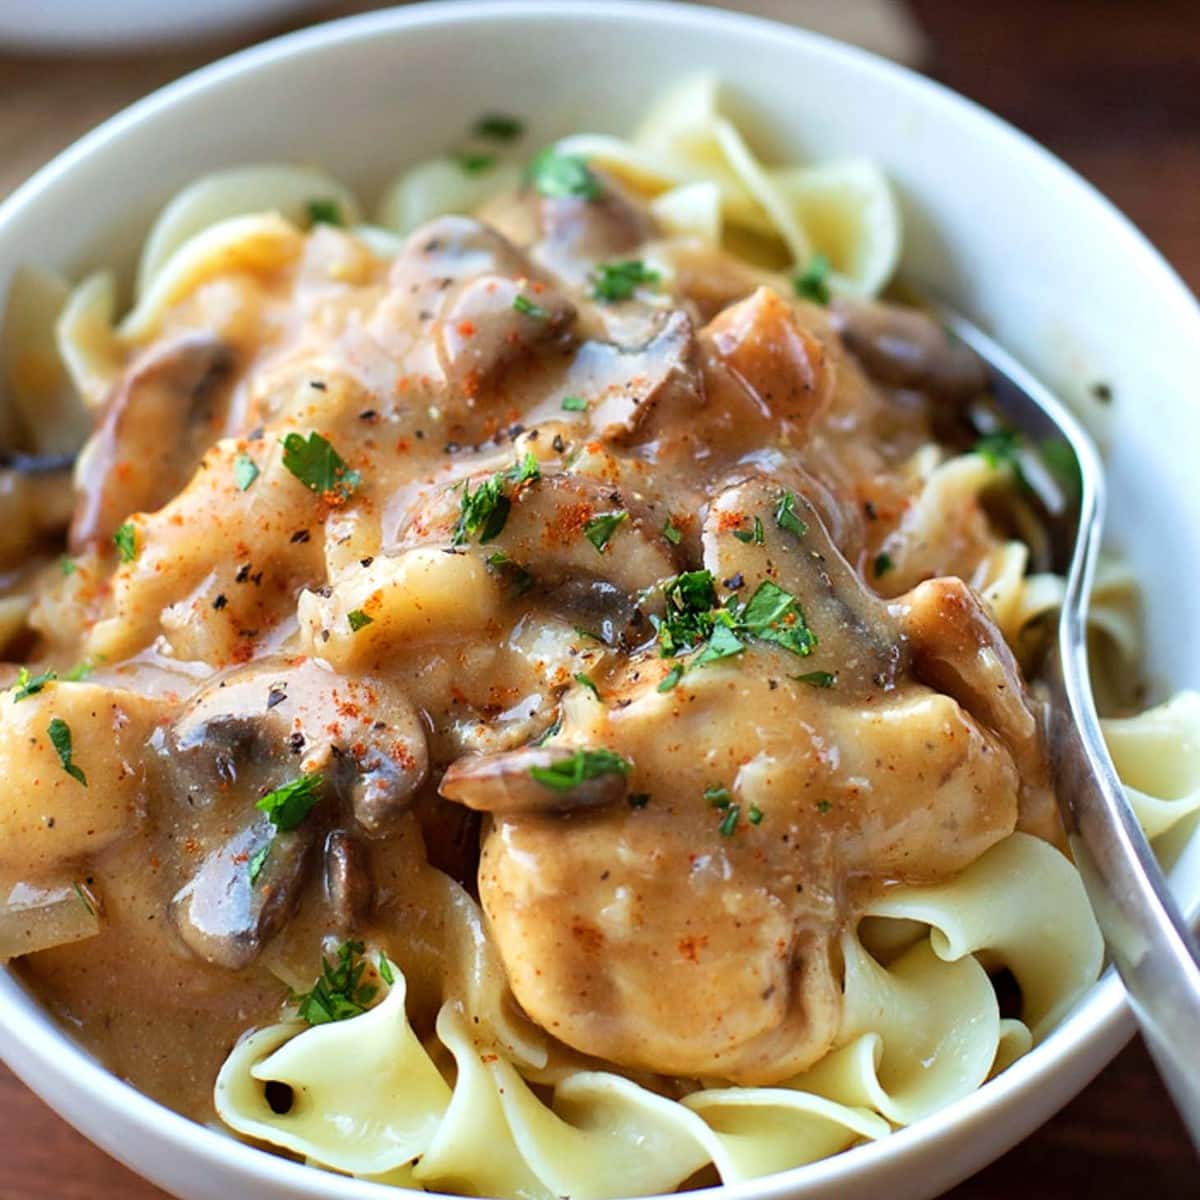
795,670,836,688
655,570,719,656
378,954,396,985
13,667,55,702
590,260,660,303
292,940,378,1026
306,198,343,227
733,516,764,544
718,804,741,836
975,429,1022,470
748,804,764,825
60,557,76,576
662,517,682,545
658,663,684,692
452,453,540,545
529,748,630,791
256,772,323,831
873,551,894,577
63,659,94,683
561,395,588,412
485,549,535,595
816,799,833,814
234,452,260,491
114,522,137,563
512,294,548,319
454,151,496,174
528,149,600,200
248,845,270,885
584,510,627,552
574,672,600,699
47,717,85,786
281,432,360,502
704,785,733,808
793,252,831,304
347,609,374,633
474,113,525,141
693,621,747,666
775,492,808,538
738,580,817,656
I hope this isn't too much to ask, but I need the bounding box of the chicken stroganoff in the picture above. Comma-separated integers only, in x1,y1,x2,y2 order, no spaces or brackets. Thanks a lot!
1,78,1196,1197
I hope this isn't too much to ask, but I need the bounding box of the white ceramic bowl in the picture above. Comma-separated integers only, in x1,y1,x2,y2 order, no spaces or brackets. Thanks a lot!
0,4,1197,1198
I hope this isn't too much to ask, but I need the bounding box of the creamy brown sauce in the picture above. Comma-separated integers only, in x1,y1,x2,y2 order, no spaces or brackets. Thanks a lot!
0,171,1060,1119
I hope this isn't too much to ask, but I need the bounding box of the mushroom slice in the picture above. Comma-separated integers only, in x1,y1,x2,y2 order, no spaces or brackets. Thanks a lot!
171,818,314,970
830,296,987,402
159,657,429,837
440,745,629,815
70,332,234,550
324,829,373,932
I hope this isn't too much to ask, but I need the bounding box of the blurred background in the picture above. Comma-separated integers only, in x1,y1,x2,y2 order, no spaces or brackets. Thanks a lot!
0,1,1196,1197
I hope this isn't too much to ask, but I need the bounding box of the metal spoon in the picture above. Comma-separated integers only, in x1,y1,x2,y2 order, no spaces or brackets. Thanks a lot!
938,303,1200,1147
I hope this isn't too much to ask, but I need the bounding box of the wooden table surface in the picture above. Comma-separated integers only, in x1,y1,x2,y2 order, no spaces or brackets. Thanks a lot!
0,1,1196,1196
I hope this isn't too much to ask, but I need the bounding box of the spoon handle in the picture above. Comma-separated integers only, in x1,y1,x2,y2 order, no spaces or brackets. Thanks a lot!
1049,474,1200,1149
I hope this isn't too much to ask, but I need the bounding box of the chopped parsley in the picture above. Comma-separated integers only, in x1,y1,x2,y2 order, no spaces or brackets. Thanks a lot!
485,549,535,595
281,432,360,502
655,570,719,656
704,785,733,808
255,772,323,831
234,452,260,491
12,667,55,702
528,148,600,200
774,492,808,539
658,663,684,692
378,954,396,985
113,522,137,563
733,516,764,544
590,260,660,303
693,620,746,666
816,799,833,814
873,551,894,577
628,792,650,809
662,517,682,545
561,394,588,412
793,252,831,304
63,659,94,683
306,198,343,227
452,453,540,545
248,845,270,885
739,580,817,656
975,429,1022,471
292,940,378,1026
583,510,627,552
454,151,496,174
474,113,525,141
794,670,837,688
60,557,76,576
347,609,374,633
529,748,630,791
718,804,741,836
748,804,764,825
574,672,600,699
512,293,548,319
47,717,85,786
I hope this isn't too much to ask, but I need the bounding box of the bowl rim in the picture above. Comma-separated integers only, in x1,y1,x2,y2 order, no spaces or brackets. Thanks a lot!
1,1,1195,1197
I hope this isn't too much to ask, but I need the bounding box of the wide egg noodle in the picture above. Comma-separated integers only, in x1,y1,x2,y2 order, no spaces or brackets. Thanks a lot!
376,158,522,237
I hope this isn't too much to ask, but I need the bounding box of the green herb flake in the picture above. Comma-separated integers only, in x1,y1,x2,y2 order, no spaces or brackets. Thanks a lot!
873,551,894,578
816,799,833,814
657,663,684,693
292,940,378,1026
693,620,746,666
1039,437,1082,500
655,570,719,656
794,670,837,688
12,667,55,702
718,804,741,836
529,748,630,792
378,954,396,985
574,672,600,699
281,432,360,501
590,259,660,303
793,252,831,305
662,517,682,545
306,198,343,227
347,609,374,633
561,395,588,412
248,845,270,885
512,293,548,319
453,454,540,546
60,557,76,577
114,522,138,564
775,491,808,539
975,429,1022,470
63,659,94,683
748,804,764,825
528,148,601,200
704,785,733,809
47,717,86,786
234,452,260,492
739,580,816,657
733,516,765,545
584,510,627,552
474,113,525,142
454,151,497,175
628,792,650,809
255,772,324,832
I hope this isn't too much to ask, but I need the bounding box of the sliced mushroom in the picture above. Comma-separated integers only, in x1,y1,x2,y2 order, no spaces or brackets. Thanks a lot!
830,296,987,402
323,829,373,931
70,332,234,550
440,744,628,815
172,818,314,970
158,656,429,837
